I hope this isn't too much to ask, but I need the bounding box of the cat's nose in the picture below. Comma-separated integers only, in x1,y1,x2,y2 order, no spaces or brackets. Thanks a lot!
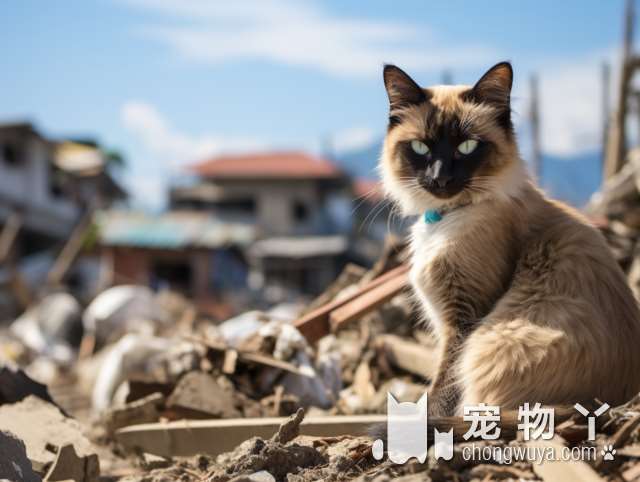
430,159,453,188
435,175,453,188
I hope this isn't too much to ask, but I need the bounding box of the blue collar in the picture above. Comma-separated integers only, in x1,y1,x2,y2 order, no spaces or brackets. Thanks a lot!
423,209,443,224
424,201,472,224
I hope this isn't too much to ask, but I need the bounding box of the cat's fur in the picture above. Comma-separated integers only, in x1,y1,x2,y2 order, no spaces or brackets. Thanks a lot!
380,62,640,416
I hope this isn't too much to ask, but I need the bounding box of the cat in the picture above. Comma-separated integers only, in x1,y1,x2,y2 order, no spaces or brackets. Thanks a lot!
379,61,640,416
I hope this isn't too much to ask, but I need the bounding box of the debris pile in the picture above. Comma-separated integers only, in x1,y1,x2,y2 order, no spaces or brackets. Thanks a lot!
588,148,640,298
4,236,640,481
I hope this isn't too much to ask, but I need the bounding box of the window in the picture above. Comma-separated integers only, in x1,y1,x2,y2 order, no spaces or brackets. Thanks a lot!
293,201,309,222
2,143,19,166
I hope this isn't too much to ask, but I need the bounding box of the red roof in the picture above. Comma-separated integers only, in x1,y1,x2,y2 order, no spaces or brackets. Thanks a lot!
353,178,384,203
190,151,342,180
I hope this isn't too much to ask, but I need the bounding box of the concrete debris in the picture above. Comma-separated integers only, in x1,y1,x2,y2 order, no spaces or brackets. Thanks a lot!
5,220,640,481
166,371,241,419
10,292,81,364
82,285,169,349
102,393,165,437
271,408,305,444
91,334,201,412
44,444,99,482
0,430,41,482
0,363,58,407
0,396,97,472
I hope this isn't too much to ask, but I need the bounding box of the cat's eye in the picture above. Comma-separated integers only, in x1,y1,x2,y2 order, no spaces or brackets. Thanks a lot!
457,139,478,155
411,140,429,155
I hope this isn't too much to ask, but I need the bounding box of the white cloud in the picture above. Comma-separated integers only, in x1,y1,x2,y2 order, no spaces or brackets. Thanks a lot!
120,0,500,77
331,126,376,153
121,100,265,167
513,50,617,158
125,173,167,209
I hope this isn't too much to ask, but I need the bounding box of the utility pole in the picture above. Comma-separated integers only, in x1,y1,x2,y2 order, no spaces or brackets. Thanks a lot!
604,0,635,180
602,61,611,171
529,74,542,181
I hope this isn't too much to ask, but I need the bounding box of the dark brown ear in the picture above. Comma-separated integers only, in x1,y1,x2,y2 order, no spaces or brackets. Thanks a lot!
470,62,513,109
383,64,426,110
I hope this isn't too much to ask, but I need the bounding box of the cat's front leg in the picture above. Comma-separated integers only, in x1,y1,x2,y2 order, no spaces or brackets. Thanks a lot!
427,325,464,416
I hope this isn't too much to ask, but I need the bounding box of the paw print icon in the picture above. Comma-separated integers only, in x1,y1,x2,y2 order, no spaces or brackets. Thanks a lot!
602,444,616,461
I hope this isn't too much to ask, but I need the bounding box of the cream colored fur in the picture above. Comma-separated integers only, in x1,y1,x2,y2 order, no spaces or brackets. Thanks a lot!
381,77,640,415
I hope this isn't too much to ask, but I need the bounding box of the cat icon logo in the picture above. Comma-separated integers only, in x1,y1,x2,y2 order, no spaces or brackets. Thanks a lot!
372,392,429,464
433,428,454,460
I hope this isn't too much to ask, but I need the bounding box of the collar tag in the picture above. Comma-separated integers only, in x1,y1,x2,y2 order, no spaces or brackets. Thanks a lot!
424,209,443,224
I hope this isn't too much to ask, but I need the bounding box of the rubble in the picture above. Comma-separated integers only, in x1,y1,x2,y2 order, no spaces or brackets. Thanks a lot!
166,371,241,419
0,430,41,482
0,362,59,407
10,291,82,364
0,395,98,475
3,221,640,481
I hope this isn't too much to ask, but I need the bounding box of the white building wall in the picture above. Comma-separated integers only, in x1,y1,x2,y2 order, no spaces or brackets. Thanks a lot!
0,132,78,237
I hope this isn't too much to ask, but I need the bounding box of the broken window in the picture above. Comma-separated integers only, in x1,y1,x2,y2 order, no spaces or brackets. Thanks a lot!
2,143,19,166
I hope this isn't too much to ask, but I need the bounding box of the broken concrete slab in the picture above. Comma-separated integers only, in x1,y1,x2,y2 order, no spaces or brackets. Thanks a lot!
0,430,41,482
166,371,240,419
44,444,99,482
102,392,165,437
0,395,97,470
115,414,385,458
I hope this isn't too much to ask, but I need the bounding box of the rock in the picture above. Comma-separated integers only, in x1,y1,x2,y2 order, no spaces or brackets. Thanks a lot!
229,470,276,482
0,363,59,407
0,430,41,482
209,437,325,482
103,392,165,436
166,372,240,418
91,334,200,412
271,408,305,444
0,396,97,470
10,292,81,363
44,444,99,482
82,285,169,348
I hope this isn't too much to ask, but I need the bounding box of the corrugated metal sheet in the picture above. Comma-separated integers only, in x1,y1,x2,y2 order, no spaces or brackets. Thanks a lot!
96,210,255,249
249,235,348,259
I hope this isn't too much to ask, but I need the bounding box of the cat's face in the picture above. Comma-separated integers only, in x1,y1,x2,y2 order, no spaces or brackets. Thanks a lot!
380,62,523,215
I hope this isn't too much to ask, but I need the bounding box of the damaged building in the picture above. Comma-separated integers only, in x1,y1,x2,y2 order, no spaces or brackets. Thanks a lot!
0,122,126,316
98,151,358,311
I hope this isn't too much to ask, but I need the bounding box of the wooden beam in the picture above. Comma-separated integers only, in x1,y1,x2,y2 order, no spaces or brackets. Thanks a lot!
0,211,22,265
605,0,635,179
294,264,409,343
375,334,438,380
529,73,542,181
47,208,94,286
528,436,604,482
602,61,611,168
115,414,386,458
328,270,408,331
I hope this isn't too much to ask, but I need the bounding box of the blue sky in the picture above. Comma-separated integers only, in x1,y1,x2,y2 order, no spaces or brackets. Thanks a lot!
1,0,628,208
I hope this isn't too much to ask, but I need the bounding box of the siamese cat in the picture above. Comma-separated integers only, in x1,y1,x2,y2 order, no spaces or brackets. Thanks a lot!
380,61,640,416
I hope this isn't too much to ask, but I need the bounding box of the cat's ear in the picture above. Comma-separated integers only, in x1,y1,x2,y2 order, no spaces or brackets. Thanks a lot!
470,62,513,109
383,64,426,110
